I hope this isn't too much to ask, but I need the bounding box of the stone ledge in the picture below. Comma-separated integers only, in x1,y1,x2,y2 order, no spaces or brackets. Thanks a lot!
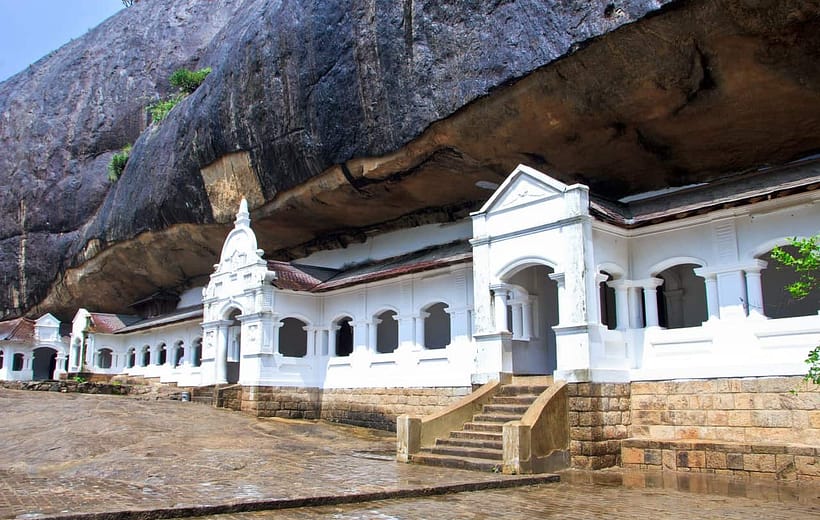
621,438,820,480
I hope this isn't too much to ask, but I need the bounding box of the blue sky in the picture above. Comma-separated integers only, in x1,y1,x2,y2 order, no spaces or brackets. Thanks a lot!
0,0,122,82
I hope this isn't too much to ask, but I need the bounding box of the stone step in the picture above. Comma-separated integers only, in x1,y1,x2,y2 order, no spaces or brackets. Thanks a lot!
436,437,503,451
482,403,530,415
497,384,549,396
463,421,504,433
411,452,502,472
449,430,502,442
473,413,522,423
430,444,503,461
491,395,539,405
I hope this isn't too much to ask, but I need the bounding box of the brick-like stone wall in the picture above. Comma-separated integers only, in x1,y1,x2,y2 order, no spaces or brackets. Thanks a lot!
630,376,820,445
237,385,471,431
567,382,631,469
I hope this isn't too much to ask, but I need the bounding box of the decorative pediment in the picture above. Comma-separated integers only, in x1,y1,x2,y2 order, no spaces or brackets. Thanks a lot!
35,313,61,328
217,198,265,270
477,164,569,214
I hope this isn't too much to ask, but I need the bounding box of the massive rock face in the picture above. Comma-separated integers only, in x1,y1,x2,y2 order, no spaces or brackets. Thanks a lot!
1,0,819,320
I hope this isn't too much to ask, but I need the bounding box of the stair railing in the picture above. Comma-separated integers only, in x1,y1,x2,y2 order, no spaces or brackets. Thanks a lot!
502,380,569,474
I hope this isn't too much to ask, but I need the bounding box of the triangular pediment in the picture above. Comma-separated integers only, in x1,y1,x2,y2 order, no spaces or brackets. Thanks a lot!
477,164,569,214
35,313,60,328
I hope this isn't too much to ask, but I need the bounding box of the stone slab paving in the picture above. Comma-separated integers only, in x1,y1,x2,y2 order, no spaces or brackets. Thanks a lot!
0,388,553,520
170,478,820,520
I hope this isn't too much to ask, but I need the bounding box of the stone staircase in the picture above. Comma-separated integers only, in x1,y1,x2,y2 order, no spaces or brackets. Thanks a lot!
189,385,216,405
411,381,550,471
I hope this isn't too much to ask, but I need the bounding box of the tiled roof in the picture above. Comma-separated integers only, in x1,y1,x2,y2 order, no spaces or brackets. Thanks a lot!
312,241,472,292
266,261,326,291
0,317,35,342
88,313,141,334
115,306,203,334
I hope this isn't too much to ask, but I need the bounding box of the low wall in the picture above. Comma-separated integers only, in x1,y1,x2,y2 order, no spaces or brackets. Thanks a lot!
567,382,631,470
238,386,471,431
630,376,820,445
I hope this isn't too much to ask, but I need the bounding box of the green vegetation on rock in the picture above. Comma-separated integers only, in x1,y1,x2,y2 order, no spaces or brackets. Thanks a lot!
107,143,132,182
148,67,211,124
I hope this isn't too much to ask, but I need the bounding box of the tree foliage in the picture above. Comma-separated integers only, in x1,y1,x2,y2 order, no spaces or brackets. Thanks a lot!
772,235,820,385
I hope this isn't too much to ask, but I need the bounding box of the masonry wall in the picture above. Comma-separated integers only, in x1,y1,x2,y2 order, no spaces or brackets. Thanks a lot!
567,382,631,469
630,376,820,445
238,386,471,431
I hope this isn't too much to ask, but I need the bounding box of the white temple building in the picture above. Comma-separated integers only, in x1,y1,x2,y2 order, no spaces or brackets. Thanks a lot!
2,163,818,391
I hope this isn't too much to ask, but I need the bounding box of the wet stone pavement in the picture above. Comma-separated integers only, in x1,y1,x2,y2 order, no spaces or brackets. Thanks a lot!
1,388,819,519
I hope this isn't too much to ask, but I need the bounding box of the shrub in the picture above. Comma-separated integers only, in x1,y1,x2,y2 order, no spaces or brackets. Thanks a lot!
148,93,184,124
107,143,132,182
169,67,212,94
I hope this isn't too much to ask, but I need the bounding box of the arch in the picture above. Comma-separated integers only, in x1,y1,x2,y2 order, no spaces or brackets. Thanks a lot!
333,315,354,357
96,348,113,369
157,343,168,365
649,256,708,278
0,350,3,369
422,302,451,349
12,353,24,371
495,256,558,281
748,236,812,262
219,302,245,320
225,310,242,384
32,347,57,380
192,337,202,367
757,244,820,319
126,347,136,369
598,271,617,330
141,345,151,367
279,317,309,357
596,262,626,279
173,340,185,367
655,263,707,329
374,309,398,354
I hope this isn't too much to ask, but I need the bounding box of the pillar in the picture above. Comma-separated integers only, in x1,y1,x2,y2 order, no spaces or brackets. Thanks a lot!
608,280,630,330
215,324,229,384
511,302,523,339
521,300,533,340
641,278,664,328
352,321,369,355
491,286,510,333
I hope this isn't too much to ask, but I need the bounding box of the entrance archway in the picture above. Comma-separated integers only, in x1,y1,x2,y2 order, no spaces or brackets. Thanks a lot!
32,347,57,380
226,309,242,384
500,264,559,375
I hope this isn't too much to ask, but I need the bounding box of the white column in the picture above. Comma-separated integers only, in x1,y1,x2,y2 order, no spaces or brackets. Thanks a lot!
328,325,338,356
521,300,533,340
608,280,631,330
704,275,720,321
414,314,427,350
491,286,510,333
215,324,228,384
352,321,369,355
510,302,523,339
548,273,568,324
745,267,766,319
304,326,317,356
369,318,380,354
641,278,664,328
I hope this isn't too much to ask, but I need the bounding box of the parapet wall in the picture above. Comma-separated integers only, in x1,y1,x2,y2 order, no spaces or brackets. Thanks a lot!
238,385,471,431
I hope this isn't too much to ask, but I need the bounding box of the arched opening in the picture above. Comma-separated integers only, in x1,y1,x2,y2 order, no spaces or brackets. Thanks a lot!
12,353,24,372
423,302,450,349
141,345,151,367
96,348,113,369
157,343,167,365
279,318,308,357
656,263,707,329
32,347,57,380
126,348,136,368
192,338,202,367
72,338,81,367
174,341,185,367
501,264,559,375
599,272,617,330
0,350,4,369
334,317,353,357
226,309,241,384
760,245,820,319
375,310,398,354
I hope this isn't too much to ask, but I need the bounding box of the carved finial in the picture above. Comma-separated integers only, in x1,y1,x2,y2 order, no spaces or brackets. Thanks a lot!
235,198,250,227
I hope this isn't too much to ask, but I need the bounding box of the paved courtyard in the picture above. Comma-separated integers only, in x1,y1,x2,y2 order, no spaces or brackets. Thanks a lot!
1,387,818,519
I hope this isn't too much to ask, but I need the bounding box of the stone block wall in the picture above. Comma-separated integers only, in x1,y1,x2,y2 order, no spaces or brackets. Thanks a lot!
237,385,471,431
567,382,631,469
630,376,820,445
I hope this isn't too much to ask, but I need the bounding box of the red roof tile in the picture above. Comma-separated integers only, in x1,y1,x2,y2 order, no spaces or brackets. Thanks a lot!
0,317,35,342
88,313,141,334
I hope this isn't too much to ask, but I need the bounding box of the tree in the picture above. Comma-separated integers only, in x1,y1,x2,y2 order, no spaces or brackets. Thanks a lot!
771,235,820,385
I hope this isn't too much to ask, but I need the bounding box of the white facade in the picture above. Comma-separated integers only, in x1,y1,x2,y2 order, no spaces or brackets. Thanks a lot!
4,164,818,387
0,314,69,381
